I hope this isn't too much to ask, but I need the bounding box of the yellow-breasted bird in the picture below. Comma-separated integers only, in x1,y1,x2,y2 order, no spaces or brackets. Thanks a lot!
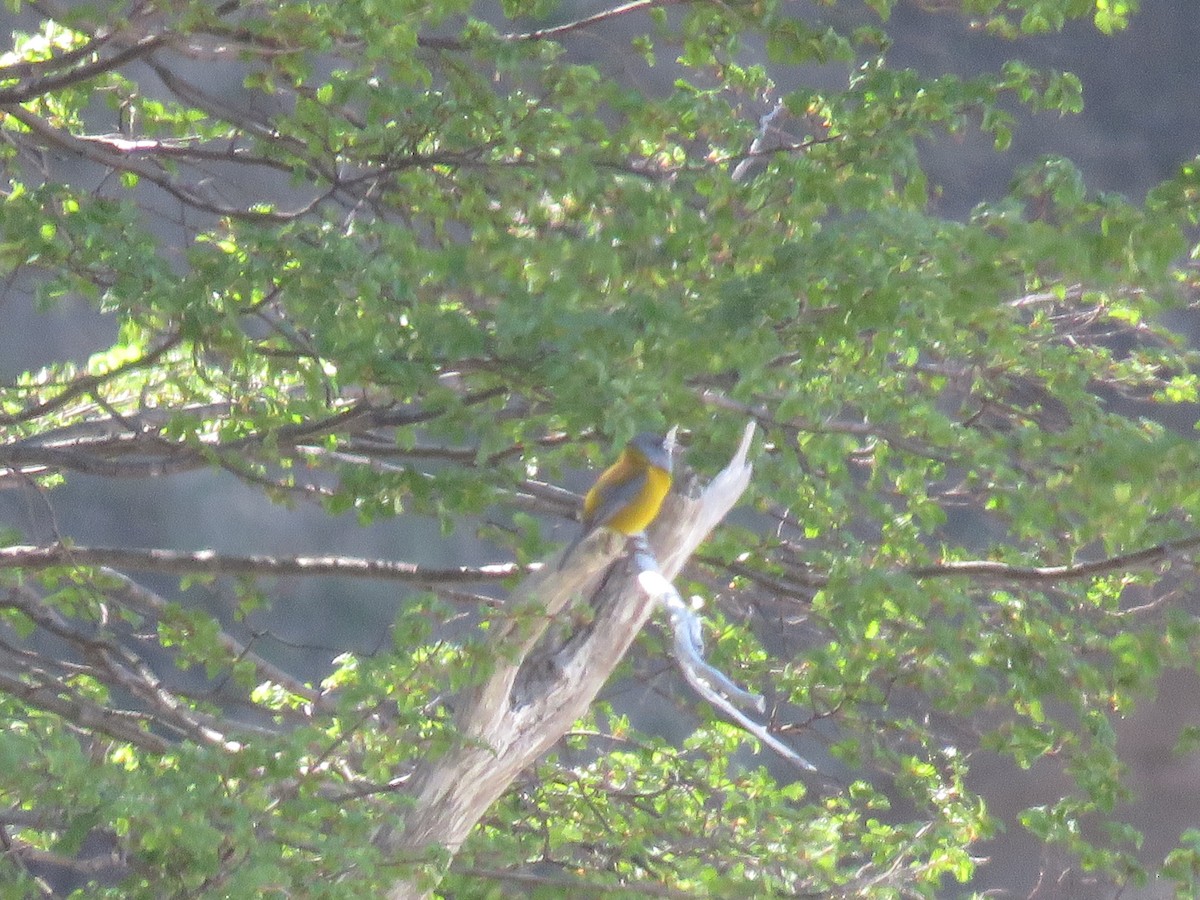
558,431,675,570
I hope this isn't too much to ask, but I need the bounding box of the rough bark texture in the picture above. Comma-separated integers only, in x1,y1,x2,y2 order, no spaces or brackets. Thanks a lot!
382,425,756,899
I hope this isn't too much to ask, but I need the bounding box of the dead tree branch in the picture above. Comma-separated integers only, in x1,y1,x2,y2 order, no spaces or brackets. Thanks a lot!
379,423,758,900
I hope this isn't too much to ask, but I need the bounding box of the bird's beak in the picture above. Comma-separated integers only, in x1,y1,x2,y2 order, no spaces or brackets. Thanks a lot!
664,425,678,455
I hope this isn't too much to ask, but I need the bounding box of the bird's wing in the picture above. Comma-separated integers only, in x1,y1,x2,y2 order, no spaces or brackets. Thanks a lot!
587,469,649,530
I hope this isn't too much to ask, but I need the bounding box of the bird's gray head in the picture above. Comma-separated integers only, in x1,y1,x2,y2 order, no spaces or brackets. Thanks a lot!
629,431,674,473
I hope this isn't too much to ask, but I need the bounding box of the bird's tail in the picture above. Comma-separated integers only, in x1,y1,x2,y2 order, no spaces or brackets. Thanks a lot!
556,527,588,571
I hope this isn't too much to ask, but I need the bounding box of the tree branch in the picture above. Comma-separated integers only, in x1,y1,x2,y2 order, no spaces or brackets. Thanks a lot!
0,544,522,584
0,584,234,747
906,538,1200,582
91,568,325,712
414,0,690,50
2,103,322,223
0,31,165,104
0,657,169,754
503,0,687,43
0,333,183,427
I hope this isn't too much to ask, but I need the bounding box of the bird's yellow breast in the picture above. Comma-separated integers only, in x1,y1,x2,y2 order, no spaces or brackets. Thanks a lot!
604,461,671,535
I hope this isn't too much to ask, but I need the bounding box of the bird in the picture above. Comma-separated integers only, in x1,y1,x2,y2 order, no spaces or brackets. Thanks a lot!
557,431,675,570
